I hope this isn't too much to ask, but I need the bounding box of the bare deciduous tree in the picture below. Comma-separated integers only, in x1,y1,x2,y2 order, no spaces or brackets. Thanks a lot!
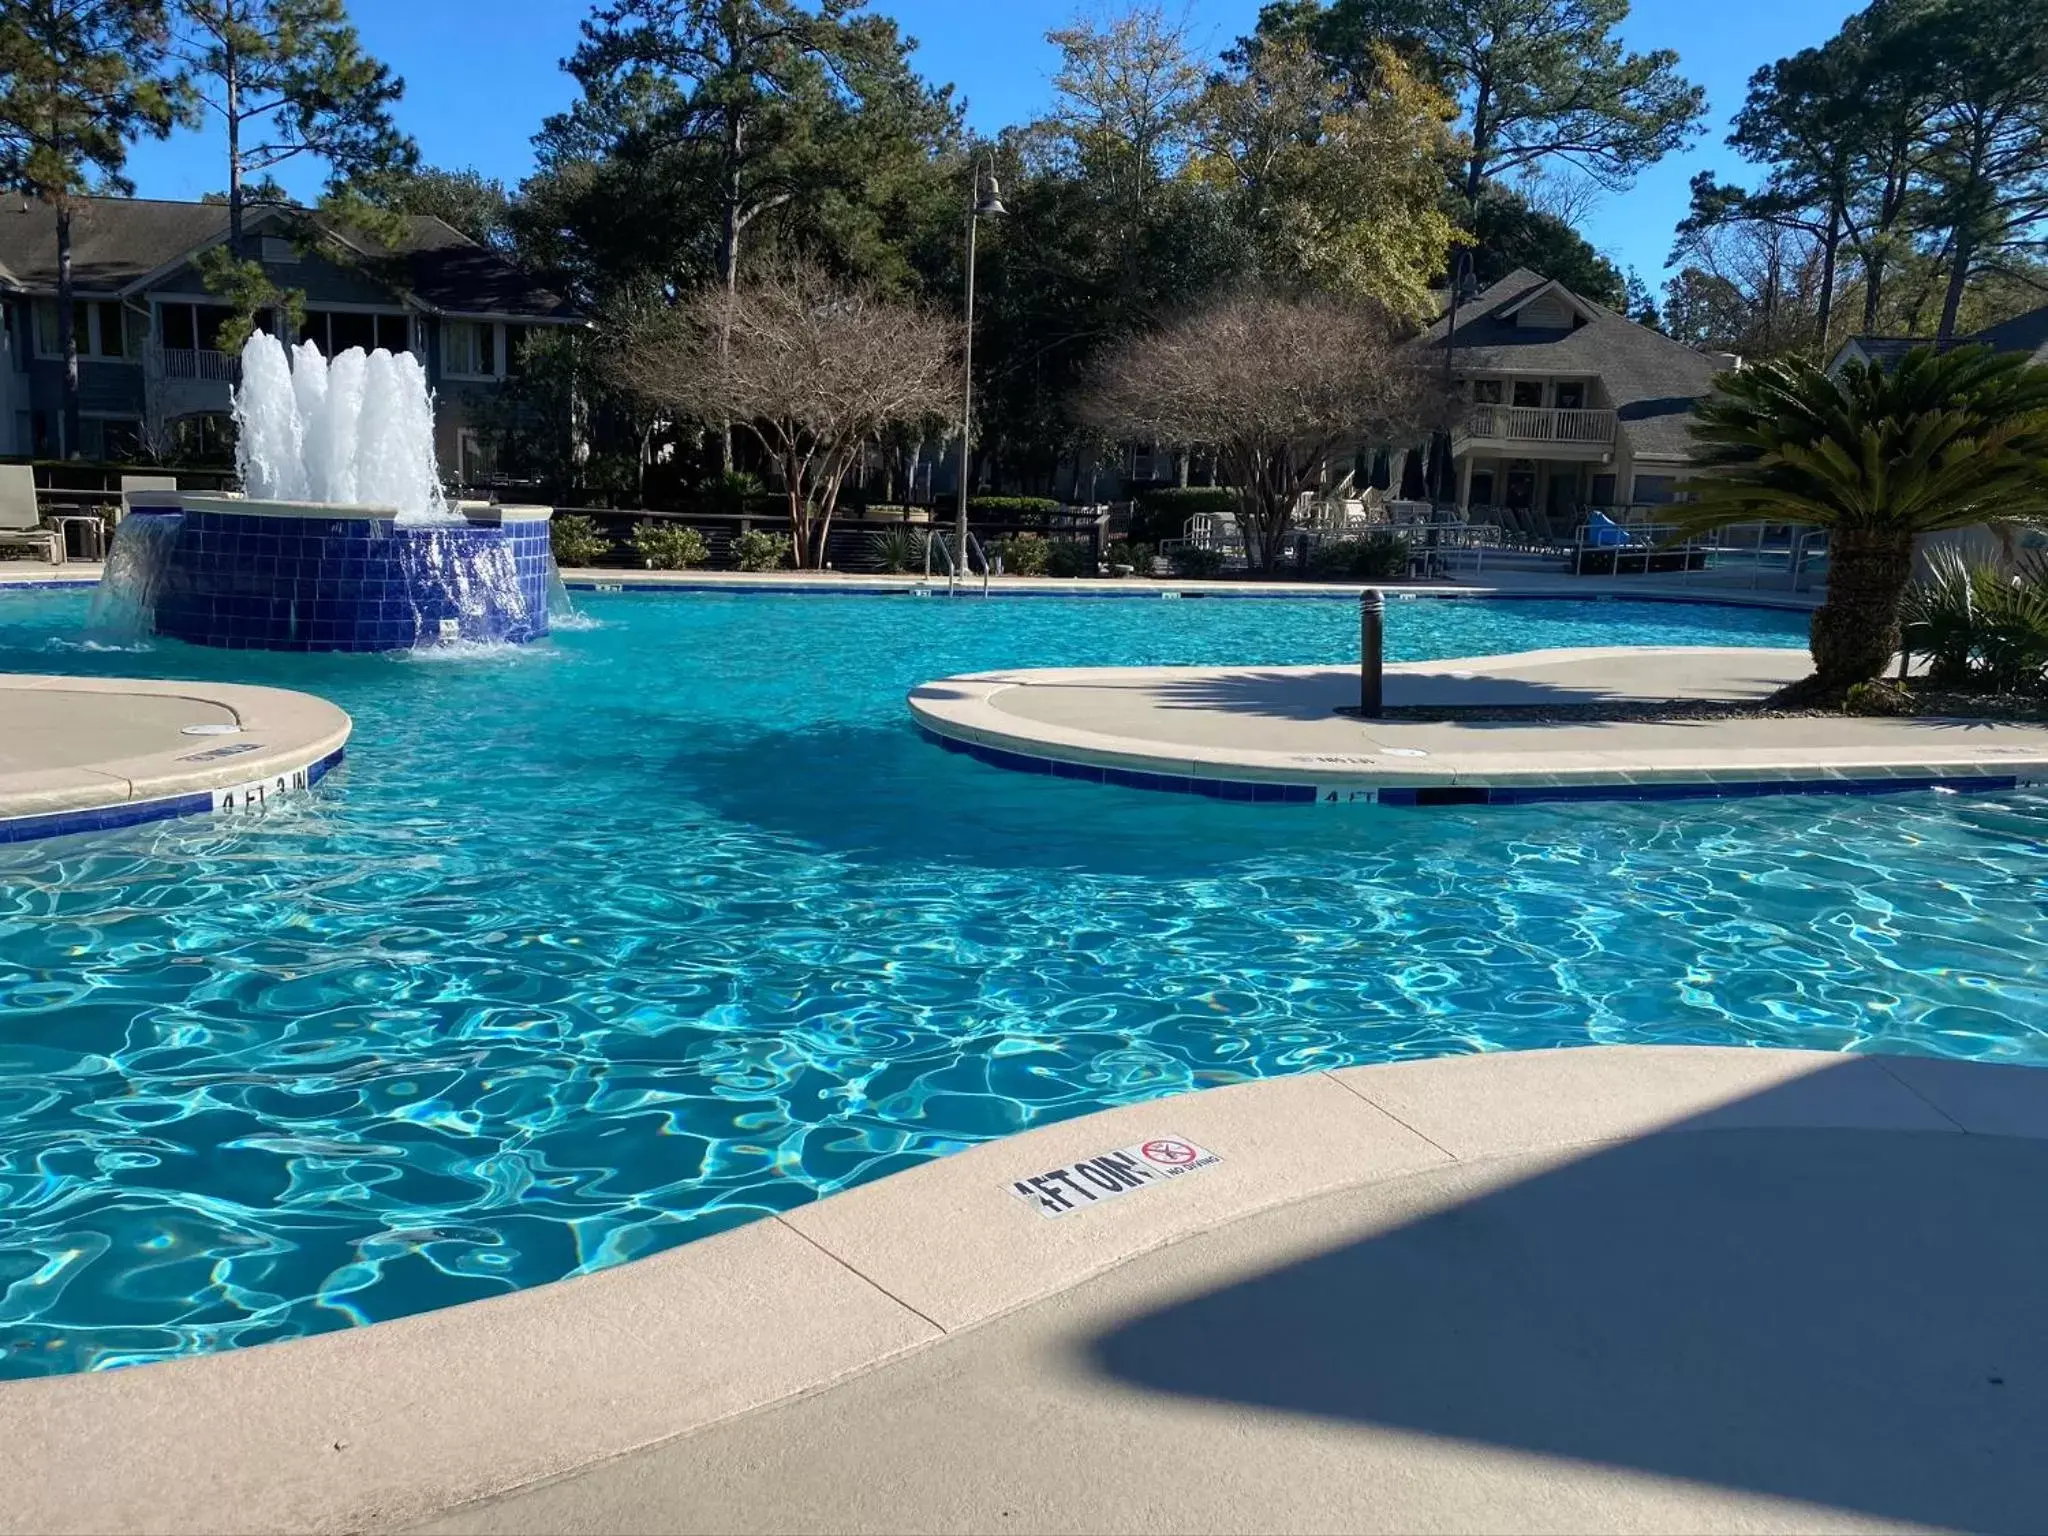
1082,294,1449,570
613,266,957,569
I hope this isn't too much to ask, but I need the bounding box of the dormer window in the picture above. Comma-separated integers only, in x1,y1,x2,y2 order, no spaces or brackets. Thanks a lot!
260,236,299,264
1499,280,1599,331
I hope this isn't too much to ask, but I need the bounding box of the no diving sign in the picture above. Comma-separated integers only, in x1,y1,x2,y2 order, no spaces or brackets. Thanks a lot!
1008,1137,1223,1219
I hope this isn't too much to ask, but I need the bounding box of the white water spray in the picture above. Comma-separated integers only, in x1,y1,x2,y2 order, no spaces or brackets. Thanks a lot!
233,331,449,520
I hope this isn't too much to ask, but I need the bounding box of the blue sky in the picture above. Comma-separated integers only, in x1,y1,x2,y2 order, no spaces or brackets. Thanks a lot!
122,0,1861,288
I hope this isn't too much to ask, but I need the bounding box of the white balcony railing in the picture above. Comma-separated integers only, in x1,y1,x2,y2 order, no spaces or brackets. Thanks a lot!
1461,404,1617,446
145,343,238,383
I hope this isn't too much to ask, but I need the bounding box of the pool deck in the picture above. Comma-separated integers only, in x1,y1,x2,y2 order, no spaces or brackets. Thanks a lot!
0,674,350,839
910,647,2048,805
4,1045,2044,1535
0,559,1824,608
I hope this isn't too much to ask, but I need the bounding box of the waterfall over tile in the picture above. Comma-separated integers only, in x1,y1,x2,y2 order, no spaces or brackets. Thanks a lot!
89,332,557,652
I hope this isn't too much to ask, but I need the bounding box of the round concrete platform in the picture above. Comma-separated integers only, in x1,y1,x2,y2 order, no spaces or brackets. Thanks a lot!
0,674,351,841
909,646,2048,806
3,1045,2044,1535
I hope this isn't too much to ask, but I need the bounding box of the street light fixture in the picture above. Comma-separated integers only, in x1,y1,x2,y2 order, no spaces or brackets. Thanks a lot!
954,153,1005,591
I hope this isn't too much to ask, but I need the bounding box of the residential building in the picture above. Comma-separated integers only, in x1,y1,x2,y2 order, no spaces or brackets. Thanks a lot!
1833,303,2048,372
1833,307,2048,573
0,195,582,477
1410,268,1733,523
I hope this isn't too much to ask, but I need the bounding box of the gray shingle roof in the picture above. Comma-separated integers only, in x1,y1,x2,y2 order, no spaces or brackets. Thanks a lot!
0,195,578,321
1969,306,2048,364
0,197,228,292
378,216,581,320
1413,267,1724,461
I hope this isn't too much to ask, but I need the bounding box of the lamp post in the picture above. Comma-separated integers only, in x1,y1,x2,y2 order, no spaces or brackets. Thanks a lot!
954,153,1006,591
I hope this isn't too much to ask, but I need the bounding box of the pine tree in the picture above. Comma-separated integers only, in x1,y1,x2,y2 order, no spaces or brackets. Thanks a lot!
174,0,414,254
172,0,414,349
0,0,185,457
560,0,952,470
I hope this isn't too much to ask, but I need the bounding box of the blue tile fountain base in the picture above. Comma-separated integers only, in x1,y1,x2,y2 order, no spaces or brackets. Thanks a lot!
105,497,555,652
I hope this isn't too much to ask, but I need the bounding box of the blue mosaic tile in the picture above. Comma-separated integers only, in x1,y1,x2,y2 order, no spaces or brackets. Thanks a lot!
915,721,2023,810
0,748,344,845
129,510,553,651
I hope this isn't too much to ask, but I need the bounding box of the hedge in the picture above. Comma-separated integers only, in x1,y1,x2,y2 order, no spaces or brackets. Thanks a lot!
967,495,1061,524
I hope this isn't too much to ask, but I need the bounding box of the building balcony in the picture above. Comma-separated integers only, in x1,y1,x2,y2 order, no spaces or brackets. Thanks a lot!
145,343,239,383
1457,405,1617,454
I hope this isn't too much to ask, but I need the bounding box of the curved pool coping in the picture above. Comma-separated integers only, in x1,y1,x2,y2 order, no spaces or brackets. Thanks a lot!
908,648,2048,807
1,1043,2040,1535
0,675,350,842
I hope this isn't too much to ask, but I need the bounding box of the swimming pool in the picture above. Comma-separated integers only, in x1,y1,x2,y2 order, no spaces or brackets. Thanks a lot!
1,587,2042,1378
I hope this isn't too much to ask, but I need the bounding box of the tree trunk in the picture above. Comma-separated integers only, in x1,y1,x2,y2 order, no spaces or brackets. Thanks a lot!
1808,529,1916,691
226,40,244,258
1463,82,1492,207
56,204,80,459
716,105,743,476
785,479,812,570
1936,236,1973,345
1816,206,1841,352
1861,252,1884,333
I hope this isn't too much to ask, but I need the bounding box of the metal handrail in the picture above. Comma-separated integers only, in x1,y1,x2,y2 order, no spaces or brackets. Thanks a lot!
1569,518,1826,591
964,530,991,595
927,528,991,594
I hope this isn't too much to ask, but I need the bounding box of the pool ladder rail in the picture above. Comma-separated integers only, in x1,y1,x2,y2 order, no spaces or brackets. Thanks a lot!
923,529,993,596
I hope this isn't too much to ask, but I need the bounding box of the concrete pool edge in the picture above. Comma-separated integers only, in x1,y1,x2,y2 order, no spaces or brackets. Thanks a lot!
907,649,2048,807
1,561,1824,611
3,1044,2042,1536
0,675,352,841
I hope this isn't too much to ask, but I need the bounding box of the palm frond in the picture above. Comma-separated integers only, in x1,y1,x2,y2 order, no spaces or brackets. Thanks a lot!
1673,346,2048,545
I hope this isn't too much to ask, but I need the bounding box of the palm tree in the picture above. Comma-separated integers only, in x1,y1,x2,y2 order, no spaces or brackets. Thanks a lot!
1670,347,2048,698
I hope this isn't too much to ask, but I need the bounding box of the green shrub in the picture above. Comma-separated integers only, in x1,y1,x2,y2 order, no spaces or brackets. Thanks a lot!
1901,549,1978,685
867,525,927,574
730,528,793,572
1131,486,1237,545
630,521,709,570
549,513,613,568
1902,548,2048,692
968,495,1061,525
1100,540,1155,576
1306,531,1411,582
1169,545,1226,579
1043,539,1093,578
994,532,1050,576
705,469,764,516
1844,679,1913,715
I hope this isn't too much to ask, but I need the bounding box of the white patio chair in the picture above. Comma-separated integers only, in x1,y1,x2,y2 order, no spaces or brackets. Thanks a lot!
0,465,61,565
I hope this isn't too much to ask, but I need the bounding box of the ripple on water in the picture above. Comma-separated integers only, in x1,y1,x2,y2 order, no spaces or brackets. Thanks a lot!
1,588,2041,1377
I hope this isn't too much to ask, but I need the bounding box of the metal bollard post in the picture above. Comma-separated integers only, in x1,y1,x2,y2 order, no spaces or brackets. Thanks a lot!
1359,587,1384,718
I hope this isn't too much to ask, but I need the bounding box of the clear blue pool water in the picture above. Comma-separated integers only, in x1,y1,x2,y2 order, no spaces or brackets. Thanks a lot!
2,586,2044,1378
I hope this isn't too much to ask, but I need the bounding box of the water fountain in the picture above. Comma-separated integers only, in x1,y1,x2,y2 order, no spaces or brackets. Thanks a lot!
94,332,556,650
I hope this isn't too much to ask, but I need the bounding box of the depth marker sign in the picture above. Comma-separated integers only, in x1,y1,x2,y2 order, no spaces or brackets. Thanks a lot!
1008,1137,1223,1218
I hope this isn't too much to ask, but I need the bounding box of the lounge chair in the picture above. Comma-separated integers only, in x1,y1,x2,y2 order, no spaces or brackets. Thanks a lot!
0,465,60,565
117,474,179,528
